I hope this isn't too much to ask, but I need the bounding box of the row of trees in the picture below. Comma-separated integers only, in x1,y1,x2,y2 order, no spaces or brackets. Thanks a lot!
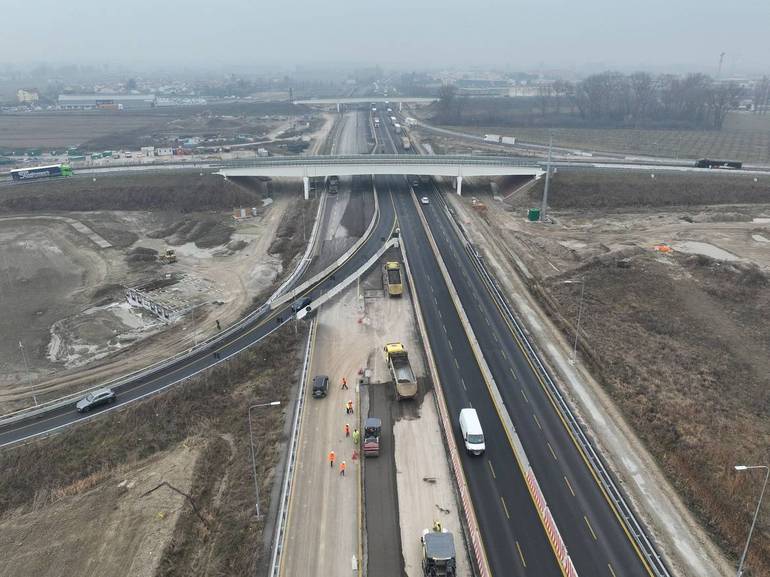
437,72,749,130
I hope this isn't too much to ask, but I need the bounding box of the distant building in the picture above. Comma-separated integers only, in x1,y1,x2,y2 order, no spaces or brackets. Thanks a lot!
16,88,39,103
58,93,156,109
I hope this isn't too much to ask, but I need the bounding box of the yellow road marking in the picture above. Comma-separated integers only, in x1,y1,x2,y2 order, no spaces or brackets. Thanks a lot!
564,475,576,497
516,541,527,568
500,496,510,519
488,460,496,479
547,442,558,461
584,515,598,540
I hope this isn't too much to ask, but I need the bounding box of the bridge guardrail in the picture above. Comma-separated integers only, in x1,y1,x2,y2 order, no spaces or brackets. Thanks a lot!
214,154,540,169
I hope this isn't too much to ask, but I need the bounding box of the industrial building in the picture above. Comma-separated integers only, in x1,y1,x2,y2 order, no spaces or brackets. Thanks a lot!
58,94,156,109
16,88,39,103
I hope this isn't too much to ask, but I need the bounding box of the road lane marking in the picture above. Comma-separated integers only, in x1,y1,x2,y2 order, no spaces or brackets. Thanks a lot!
520,388,528,403
453,358,459,369
533,413,543,430
460,376,467,391
547,442,558,461
564,475,576,497
500,496,510,519
488,460,496,479
448,339,453,352
608,562,617,577
510,366,518,380
584,515,598,540
516,541,527,568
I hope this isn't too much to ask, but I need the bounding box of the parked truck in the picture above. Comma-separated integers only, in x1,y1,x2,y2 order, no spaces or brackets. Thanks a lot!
384,261,403,296
401,136,411,150
421,527,456,576
384,342,418,399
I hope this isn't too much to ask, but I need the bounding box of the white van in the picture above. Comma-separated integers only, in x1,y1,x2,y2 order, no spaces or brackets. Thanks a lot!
459,408,485,455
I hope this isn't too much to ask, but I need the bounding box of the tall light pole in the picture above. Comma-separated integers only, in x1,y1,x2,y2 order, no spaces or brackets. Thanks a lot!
563,279,586,365
734,464,769,577
18,341,37,406
540,135,553,222
248,401,282,518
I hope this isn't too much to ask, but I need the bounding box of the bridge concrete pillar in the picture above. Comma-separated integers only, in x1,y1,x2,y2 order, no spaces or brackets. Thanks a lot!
336,102,341,113
456,176,463,196
303,176,310,200
399,101,403,112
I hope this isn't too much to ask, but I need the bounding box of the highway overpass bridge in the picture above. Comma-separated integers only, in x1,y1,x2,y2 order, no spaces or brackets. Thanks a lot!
216,154,543,198
293,97,436,111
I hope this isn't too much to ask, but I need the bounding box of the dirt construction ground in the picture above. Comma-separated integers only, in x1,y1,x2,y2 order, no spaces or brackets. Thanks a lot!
0,445,199,577
0,172,317,413
445,170,770,576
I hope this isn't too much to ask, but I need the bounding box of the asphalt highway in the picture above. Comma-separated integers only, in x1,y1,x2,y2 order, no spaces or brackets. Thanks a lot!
375,119,562,575
377,111,654,575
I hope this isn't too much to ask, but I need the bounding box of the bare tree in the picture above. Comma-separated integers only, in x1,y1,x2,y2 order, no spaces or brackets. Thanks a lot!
437,83,458,123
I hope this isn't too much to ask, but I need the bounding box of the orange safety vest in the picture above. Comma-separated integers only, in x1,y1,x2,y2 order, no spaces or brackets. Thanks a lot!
328,451,335,462
340,461,346,472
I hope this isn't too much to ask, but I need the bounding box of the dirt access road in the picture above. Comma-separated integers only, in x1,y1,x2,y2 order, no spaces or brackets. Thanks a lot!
0,183,295,412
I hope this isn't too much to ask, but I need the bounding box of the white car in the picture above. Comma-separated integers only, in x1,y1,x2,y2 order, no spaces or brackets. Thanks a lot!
420,196,430,205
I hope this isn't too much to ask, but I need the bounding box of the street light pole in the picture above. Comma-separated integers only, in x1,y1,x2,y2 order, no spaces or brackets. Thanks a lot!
563,279,586,365
248,401,282,518
734,464,769,577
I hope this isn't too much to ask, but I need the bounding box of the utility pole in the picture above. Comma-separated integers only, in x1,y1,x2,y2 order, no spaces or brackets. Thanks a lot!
540,135,553,222
248,401,281,518
18,341,36,406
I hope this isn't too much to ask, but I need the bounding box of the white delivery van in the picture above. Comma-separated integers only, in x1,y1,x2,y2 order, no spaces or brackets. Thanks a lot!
459,408,485,455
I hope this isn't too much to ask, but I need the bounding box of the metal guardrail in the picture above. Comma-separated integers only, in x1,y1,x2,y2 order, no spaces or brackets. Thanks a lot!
215,154,540,169
441,195,672,577
269,318,315,577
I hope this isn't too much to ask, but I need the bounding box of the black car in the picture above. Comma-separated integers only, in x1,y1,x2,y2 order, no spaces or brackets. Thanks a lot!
75,388,117,412
312,375,329,398
291,296,312,313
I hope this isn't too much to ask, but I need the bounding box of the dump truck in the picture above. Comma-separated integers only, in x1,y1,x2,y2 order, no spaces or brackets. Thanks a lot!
159,249,177,264
363,417,381,457
384,261,403,297
422,527,456,576
384,342,418,399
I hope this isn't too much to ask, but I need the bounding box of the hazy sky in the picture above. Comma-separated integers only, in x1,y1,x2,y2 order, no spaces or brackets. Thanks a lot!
4,0,770,74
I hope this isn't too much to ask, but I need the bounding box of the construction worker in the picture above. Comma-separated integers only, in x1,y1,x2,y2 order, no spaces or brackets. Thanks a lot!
328,450,335,468
352,428,360,445
433,520,442,532
346,400,354,415
216,319,221,331
344,423,350,437
341,376,348,390
339,460,346,476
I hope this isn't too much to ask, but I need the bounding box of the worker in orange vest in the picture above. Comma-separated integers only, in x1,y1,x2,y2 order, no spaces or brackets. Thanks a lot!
341,376,348,390
339,460,346,476
328,450,335,468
